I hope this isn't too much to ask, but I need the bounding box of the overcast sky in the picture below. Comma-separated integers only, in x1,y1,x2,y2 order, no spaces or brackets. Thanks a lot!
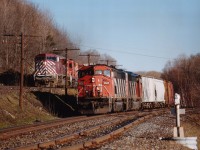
27,0,200,72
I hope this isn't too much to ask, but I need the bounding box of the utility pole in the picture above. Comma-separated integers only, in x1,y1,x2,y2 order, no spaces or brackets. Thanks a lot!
20,33,24,110
79,54,100,65
54,48,79,98
2,33,42,110
100,59,116,66
2,33,25,110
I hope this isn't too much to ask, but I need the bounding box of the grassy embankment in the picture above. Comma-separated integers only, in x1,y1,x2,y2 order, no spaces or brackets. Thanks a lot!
0,88,77,129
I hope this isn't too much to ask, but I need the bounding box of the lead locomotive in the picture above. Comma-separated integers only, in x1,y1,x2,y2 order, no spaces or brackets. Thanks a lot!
78,64,174,114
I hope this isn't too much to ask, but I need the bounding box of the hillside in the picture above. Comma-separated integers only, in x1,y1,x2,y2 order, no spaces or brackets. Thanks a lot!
0,87,78,129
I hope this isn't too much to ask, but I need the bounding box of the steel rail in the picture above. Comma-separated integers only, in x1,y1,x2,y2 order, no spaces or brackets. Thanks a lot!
0,115,112,140
12,110,166,150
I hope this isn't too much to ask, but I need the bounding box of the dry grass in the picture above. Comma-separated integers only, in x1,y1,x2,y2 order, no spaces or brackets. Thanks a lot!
182,112,200,149
0,91,56,129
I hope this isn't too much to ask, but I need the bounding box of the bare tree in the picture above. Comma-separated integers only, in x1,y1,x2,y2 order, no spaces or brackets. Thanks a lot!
162,53,200,107
0,0,78,74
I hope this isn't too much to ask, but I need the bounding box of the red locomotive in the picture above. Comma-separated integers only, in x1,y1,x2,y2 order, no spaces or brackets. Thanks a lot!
78,64,174,114
78,64,143,114
34,53,78,87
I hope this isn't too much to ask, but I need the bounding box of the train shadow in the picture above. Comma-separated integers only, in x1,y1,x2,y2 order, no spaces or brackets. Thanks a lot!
32,91,80,118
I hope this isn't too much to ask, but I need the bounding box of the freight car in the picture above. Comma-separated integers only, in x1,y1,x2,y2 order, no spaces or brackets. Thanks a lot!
77,64,174,114
33,53,78,87
164,81,174,107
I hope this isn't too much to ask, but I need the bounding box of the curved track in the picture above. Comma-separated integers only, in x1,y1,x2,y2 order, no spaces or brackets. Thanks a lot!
0,109,166,150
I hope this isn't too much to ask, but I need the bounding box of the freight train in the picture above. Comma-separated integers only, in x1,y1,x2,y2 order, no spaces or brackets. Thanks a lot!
33,53,78,87
77,64,174,114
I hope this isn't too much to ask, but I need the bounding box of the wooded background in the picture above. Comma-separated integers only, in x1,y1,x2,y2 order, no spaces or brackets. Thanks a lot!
0,0,116,74
161,54,200,107
0,0,199,107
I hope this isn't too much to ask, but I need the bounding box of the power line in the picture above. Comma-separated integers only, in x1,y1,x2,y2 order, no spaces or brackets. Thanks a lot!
72,43,170,60
79,53,100,65
99,60,116,66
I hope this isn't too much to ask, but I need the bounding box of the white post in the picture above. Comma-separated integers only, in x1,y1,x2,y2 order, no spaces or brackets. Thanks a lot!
174,93,184,137
171,94,197,150
176,103,180,136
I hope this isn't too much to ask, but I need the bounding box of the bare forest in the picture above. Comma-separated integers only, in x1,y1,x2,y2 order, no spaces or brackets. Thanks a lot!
0,0,199,108
0,0,116,84
161,53,200,107
0,0,75,73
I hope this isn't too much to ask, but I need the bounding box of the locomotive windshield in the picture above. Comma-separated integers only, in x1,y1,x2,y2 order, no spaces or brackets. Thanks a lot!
35,56,45,61
104,70,111,77
47,56,57,61
78,69,94,78
78,68,111,78
35,56,57,62
95,70,110,77
95,70,102,75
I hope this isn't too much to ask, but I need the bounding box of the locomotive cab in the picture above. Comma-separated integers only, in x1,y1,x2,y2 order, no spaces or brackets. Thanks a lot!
78,65,113,98
78,65,114,114
34,54,58,87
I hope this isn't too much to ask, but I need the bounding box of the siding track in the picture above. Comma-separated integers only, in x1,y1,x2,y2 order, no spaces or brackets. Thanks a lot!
0,110,166,150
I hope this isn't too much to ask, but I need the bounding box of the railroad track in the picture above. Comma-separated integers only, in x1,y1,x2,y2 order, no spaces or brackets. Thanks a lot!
0,109,166,150
0,116,89,140
0,113,128,149
58,110,165,150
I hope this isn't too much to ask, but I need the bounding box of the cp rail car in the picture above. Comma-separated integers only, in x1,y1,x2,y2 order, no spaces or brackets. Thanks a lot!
33,53,78,87
77,64,174,114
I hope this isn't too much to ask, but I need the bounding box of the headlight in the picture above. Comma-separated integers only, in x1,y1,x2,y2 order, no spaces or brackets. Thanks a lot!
91,77,95,83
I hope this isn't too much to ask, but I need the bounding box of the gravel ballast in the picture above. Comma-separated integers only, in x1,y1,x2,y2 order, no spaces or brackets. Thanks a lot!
99,113,191,150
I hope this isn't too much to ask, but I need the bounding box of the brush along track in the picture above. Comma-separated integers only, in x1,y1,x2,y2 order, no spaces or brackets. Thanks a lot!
3,110,166,150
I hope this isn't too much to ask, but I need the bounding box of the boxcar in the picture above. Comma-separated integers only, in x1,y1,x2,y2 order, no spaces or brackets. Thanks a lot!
141,77,166,108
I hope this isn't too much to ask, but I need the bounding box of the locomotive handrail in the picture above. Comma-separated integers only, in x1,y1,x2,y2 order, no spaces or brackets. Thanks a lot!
54,95,75,111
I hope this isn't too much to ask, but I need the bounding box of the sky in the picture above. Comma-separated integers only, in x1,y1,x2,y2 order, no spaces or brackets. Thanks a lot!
27,0,200,72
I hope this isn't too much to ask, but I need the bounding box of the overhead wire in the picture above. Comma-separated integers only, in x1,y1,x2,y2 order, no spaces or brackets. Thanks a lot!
72,43,170,60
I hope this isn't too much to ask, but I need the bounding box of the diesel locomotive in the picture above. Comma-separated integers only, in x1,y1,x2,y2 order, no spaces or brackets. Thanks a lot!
77,64,174,114
33,53,78,87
